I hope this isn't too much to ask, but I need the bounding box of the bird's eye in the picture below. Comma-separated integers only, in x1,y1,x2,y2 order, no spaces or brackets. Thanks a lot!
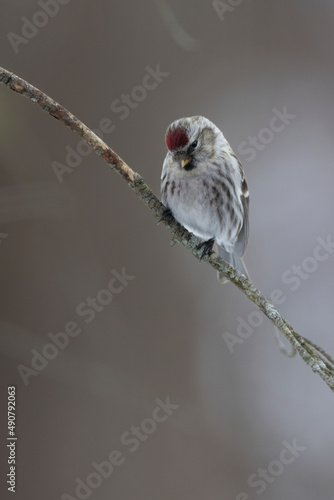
191,140,198,148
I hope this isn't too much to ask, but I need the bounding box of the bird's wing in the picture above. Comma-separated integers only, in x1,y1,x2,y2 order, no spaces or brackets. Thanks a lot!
160,153,170,206
231,154,249,257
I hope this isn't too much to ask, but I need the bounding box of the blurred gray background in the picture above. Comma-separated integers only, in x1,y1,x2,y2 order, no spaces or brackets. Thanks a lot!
1,0,334,499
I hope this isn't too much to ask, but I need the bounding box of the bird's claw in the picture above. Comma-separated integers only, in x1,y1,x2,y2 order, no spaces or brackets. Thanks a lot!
197,238,215,260
158,208,174,225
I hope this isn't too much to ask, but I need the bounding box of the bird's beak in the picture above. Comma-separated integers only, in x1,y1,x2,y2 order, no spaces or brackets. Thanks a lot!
181,157,192,168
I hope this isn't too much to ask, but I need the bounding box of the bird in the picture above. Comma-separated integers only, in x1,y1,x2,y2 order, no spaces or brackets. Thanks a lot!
160,115,249,282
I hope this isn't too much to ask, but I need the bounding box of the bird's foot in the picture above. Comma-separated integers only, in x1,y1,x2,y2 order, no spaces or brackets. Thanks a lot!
158,207,174,225
197,238,215,260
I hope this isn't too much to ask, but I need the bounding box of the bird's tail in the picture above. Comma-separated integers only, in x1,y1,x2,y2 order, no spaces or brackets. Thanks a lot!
217,245,249,284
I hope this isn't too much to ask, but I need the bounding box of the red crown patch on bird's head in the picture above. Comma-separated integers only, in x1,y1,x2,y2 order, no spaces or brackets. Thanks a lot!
166,128,189,151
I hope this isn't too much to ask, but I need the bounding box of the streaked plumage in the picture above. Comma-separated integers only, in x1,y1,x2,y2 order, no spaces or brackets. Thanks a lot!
161,116,249,281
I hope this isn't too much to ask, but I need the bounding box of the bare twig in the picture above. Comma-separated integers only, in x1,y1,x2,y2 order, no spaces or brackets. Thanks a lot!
1,66,333,392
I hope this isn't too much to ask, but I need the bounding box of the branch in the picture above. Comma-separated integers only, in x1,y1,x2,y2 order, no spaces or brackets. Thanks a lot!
1,66,333,392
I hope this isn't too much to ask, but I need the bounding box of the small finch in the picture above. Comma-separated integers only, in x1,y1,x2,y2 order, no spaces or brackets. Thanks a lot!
161,116,249,282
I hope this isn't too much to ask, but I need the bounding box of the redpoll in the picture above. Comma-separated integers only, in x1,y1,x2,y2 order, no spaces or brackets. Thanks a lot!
161,116,249,282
